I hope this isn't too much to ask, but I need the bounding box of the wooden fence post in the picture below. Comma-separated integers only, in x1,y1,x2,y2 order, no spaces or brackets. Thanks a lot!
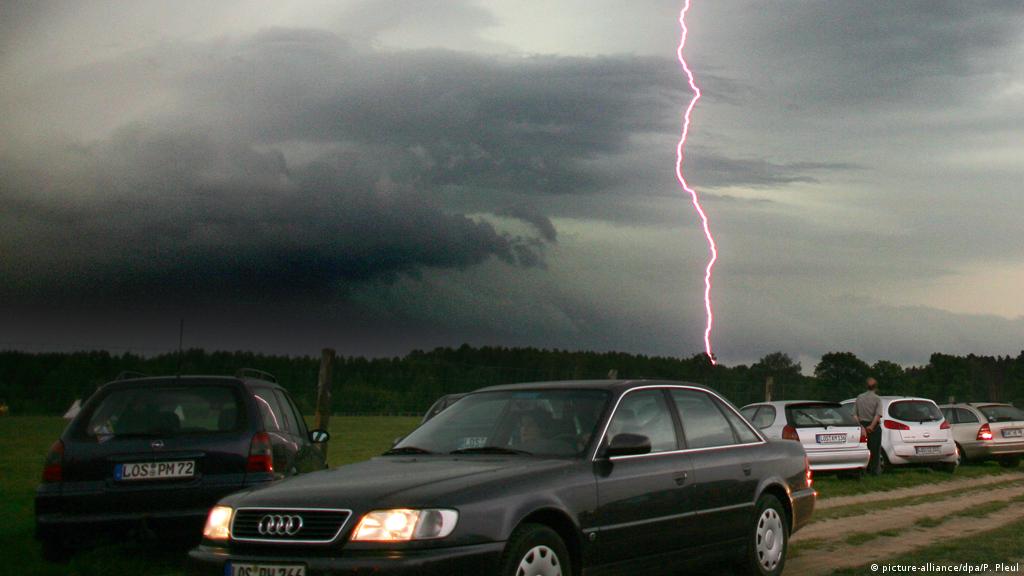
314,348,335,456
765,377,774,402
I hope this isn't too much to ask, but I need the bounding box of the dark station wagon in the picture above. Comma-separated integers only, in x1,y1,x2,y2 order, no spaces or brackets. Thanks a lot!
35,371,329,560
189,380,815,576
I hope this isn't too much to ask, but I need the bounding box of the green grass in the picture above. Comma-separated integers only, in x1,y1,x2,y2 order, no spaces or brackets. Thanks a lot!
812,462,1016,500
0,415,421,576
811,479,1024,522
829,517,1024,576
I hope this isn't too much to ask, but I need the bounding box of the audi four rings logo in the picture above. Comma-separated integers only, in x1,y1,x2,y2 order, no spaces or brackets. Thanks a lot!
257,514,304,536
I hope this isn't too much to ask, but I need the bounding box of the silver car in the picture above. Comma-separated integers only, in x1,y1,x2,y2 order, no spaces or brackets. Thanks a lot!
939,403,1024,467
741,401,869,474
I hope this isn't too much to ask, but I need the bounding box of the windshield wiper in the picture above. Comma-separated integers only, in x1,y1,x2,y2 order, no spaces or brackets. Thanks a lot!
382,446,435,456
449,446,533,456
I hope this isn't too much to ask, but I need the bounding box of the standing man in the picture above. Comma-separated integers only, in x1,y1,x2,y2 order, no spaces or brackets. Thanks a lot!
855,377,884,475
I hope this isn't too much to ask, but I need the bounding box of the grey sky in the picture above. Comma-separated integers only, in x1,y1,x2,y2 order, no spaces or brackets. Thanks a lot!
2,0,1022,367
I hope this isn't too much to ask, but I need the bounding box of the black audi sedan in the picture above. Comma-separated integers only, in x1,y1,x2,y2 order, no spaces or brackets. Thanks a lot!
35,371,329,560
189,380,815,576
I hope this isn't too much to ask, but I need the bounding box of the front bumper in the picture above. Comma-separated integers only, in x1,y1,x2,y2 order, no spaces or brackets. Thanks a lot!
187,542,506,576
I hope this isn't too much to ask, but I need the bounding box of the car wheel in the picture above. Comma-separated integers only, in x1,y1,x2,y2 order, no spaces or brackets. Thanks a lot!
955,443,966,466
999,457,1021,468
737,494,788,576
879,450,890,474
500,523,571,576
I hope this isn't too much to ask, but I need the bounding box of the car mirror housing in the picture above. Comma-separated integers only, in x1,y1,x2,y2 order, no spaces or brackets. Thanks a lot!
605,433,652,458
309,429,330,443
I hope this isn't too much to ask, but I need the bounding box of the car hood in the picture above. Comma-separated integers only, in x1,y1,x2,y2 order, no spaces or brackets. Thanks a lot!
225,456,575,509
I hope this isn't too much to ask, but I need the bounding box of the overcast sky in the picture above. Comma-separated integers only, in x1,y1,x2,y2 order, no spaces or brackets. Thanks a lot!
3,1,1023,369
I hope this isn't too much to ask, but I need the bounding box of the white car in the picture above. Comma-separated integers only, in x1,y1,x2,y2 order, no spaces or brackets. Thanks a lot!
741,401,869,474
841,396,957,472
939,403,1024,467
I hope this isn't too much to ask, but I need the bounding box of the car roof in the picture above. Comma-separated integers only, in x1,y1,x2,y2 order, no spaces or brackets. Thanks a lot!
100,375,279,391
743,400,842,409
476,379,713,396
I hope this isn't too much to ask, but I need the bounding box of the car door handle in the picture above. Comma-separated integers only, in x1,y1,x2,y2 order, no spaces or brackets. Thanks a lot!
674,472,688,485
742,464,752,476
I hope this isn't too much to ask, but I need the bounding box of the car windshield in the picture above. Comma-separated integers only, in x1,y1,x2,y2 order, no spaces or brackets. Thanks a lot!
786,403,857,428
978,405,1024,423
83,385,244,438
393,389,610,458
888,400,942,423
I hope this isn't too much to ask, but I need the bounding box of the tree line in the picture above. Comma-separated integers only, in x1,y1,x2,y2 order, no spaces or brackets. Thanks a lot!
1,346,1023,415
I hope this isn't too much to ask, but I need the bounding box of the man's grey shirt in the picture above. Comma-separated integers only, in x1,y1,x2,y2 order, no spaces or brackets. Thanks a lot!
854,390,882,423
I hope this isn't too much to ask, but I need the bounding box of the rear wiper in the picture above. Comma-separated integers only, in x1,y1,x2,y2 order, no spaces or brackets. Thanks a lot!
382,446,435,456
450,446,533,456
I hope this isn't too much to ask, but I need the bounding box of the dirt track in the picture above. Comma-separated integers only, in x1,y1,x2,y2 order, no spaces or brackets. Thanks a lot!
786,473,1024,576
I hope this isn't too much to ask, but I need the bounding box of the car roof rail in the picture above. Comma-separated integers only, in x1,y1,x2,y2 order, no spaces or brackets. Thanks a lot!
235,368,278,383
114,370,148,380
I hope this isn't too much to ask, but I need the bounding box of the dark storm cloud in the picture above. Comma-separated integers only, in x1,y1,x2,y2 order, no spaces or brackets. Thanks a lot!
688,148,860,189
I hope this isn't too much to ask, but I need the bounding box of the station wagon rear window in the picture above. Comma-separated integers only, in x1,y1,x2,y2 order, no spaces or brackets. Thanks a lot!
888,400,942,423
82,386,244,438
978,405,1024,423
786,403,857,428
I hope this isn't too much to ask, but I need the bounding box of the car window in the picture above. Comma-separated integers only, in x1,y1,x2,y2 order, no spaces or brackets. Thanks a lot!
607,390,678,453
395,389,610,457
83,385,243,437
752,406,776,429
717,399,761,443
955,408,979,424
786,403,857,428
276,390,308,436
941,408,955,423
888,400,942,423
670,389,738,449
978,405,1024,423
253,388,291,433
740,406,759,421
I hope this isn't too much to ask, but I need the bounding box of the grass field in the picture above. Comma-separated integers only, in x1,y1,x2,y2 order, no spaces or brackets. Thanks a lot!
0,415,1017,575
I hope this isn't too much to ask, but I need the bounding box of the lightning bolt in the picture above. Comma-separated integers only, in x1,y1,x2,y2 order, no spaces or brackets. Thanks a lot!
675,0,718,364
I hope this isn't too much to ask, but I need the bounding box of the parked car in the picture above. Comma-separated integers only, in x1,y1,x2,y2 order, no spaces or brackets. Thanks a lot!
939,403,1024,467
741,401,869,475
421,393,466,424
35,371,330,561
840,396,957,473
189,380,815,576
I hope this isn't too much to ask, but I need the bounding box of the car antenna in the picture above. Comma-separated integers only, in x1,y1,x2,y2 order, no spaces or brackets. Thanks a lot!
176,317,184,382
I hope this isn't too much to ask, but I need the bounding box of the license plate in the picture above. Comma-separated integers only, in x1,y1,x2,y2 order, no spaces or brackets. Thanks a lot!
816,433,847,444
115,460,195,481
228,563,306,576
1002,428,1023,438
915,446,940,455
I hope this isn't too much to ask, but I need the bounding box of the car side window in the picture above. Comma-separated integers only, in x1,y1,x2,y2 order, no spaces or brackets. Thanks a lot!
607,390,678,453
716,399,761,443
956,408,979,424
752,406,775,429
740,406,759,422
253,388,290,433
941,408,955,423
671,389,739,449
276,390,308,436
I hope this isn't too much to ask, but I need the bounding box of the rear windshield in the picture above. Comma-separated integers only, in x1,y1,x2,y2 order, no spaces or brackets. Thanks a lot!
979,405,1024,423
82,385,244,438
786,403,857,428
888,400,942,423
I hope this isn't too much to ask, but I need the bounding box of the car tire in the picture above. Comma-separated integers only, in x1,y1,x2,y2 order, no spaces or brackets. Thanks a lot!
737,494,788,576
879,450,891,474
955,443,967,466
500,523,571,576
999,457,1021,468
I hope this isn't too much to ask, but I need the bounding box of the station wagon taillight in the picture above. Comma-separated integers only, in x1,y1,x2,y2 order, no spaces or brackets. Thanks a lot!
977,423,993,441
246,432,274,473
782,425,800,441
883,419,910,431
42,440,64,483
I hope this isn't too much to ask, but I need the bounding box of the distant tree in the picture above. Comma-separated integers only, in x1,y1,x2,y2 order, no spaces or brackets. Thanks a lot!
814,352,871,401
751,352,803,400
871,360,906,395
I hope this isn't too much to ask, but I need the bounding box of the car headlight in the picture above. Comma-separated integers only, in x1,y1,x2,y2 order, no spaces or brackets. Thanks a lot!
203,505,234,541
351,509,458,542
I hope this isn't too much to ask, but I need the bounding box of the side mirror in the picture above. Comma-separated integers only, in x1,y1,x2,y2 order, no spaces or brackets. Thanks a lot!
605,433,652,458
309,429,330,443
